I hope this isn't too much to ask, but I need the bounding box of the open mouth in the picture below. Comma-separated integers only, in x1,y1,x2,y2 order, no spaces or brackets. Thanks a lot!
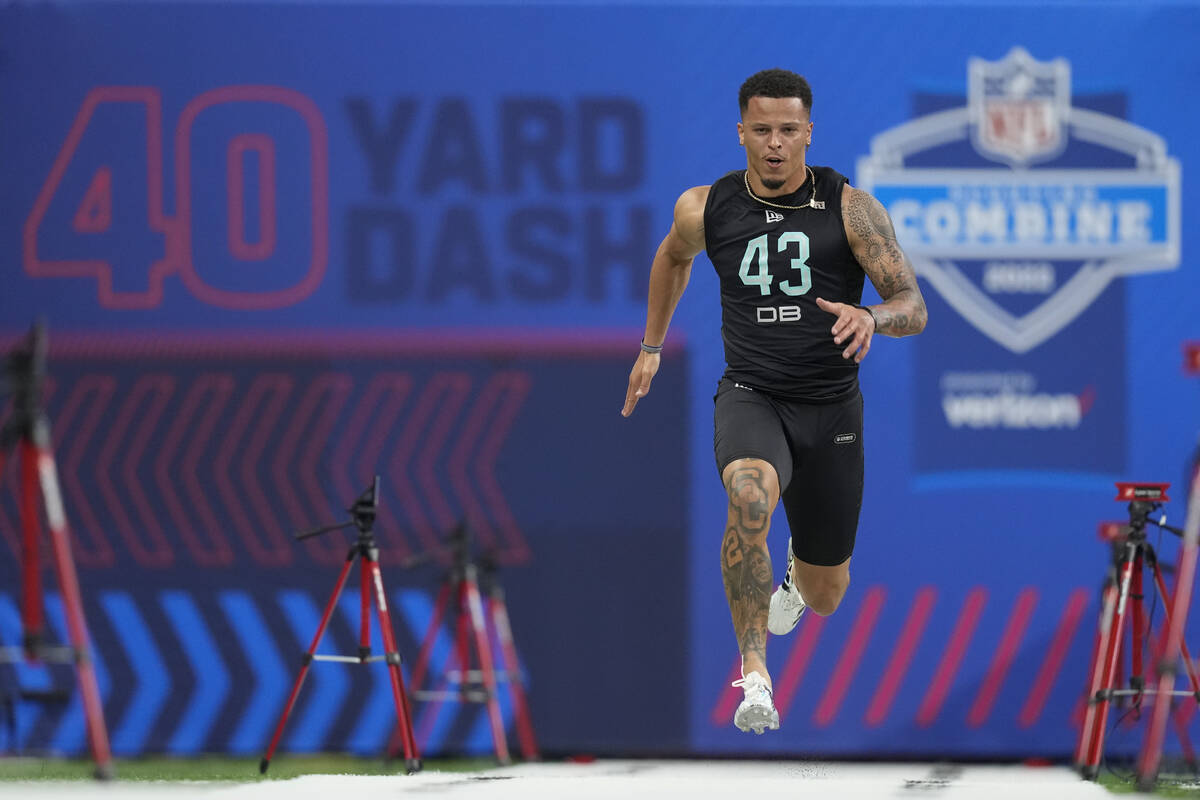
765,157,784,168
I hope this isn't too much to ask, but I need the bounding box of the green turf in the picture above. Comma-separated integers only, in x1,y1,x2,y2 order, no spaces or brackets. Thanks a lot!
0,754,498,782
1097,771,1200,796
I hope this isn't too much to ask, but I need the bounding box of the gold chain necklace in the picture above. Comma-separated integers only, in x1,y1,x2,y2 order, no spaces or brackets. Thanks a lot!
743,165,818,210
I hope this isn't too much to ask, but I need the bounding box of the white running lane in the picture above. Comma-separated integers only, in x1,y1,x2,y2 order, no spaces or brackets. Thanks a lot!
7,760,1143,799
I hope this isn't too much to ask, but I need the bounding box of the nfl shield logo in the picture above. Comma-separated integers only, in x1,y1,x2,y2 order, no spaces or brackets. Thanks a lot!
855,46,1180,477
969,47,1070,167
856,46,1179,354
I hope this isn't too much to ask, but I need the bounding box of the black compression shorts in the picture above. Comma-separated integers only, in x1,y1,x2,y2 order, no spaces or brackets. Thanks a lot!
713,378,864,566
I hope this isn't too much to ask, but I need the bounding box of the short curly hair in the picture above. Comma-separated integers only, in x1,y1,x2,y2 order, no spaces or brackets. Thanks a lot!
738,69,813,115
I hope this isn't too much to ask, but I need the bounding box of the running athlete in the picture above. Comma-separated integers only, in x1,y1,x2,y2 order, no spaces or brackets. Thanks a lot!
620,69,927,734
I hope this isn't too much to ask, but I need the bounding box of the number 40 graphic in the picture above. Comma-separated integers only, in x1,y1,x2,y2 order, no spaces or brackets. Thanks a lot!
23,86,329,310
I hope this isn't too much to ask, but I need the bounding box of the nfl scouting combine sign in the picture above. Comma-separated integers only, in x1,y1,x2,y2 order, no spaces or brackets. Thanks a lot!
857,48,1180,480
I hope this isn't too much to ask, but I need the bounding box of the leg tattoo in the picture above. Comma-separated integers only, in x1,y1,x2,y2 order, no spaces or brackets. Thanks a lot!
721,466,773,669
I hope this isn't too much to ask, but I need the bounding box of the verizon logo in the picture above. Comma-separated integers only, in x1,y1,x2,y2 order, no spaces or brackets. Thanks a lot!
942,387,1095,430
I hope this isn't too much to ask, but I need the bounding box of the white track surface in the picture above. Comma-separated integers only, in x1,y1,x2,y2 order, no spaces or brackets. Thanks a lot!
5,760,1144,799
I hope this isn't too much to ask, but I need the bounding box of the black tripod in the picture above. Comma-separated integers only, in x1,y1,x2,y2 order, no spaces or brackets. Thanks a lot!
260,477,421,774
0,321,112,778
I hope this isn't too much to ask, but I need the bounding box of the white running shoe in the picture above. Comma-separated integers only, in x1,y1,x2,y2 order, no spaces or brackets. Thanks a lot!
768,537,806,635
731,672,779,734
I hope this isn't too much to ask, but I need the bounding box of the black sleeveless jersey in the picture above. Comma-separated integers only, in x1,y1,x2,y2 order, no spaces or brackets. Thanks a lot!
703,166,865,401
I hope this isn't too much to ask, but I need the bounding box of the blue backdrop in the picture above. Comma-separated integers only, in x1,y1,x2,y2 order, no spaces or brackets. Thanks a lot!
1,0,1198,761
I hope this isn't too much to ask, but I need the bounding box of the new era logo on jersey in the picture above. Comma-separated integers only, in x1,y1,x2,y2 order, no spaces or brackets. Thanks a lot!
834,433,856,444
764,210,784,223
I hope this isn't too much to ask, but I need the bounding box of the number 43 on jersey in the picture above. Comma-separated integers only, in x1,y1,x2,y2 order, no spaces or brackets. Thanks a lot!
738,232,812,296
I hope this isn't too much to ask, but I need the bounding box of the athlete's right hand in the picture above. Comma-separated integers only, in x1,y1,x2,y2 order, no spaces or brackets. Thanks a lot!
621,351,661,417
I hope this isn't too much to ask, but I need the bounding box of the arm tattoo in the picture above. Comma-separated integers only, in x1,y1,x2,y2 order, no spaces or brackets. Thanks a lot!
721,467,773,665
845,187,928,337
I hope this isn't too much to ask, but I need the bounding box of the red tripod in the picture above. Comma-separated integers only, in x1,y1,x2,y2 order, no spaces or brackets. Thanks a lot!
391,524,538,764
477,551,539,762
0,322,112,778
260,478,421,774
1077,483,1200,781
1137,445,1200,787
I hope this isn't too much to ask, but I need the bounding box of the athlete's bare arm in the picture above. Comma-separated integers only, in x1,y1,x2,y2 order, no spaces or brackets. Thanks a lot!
816,185,928,363
621,185,709,417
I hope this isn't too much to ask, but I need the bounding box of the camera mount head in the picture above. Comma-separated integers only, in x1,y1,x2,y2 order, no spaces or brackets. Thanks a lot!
295,476,380,545
4,318,46,386
348,476,379,536
1113,482,1184,540
1,320,49,447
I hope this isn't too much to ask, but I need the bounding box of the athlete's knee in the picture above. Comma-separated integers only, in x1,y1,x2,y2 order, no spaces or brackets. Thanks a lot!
723,464,779,536
804,573,850,616
793,563,850,617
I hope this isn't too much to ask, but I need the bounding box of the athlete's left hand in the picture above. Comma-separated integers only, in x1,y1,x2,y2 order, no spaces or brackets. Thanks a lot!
816,297,875,364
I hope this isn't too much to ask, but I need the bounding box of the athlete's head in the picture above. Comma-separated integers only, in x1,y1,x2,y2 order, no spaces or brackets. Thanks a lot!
737,69,814,193
738,68,813,116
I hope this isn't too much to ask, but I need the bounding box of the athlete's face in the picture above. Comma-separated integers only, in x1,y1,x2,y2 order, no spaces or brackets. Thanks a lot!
738,96,813,193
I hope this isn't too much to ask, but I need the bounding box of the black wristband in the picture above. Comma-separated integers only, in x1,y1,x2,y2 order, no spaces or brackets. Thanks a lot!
640,339,664,354
854,304,877,330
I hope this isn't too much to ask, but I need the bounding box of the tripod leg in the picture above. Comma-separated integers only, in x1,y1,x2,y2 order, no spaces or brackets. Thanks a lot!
34,442,113,779
488,587,538,760
1131,552,1146,693
387,580,452,760
1138,470,1200,790
359,558,372,661
260,550,356,774
19,440,45,654
1083,542,1138,779
1152,565,1200,700
1173,703,1198,773
455,582,473,700
1076,579,1118,770
364,557,421,774
464,572,510,765
412,582,451,694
